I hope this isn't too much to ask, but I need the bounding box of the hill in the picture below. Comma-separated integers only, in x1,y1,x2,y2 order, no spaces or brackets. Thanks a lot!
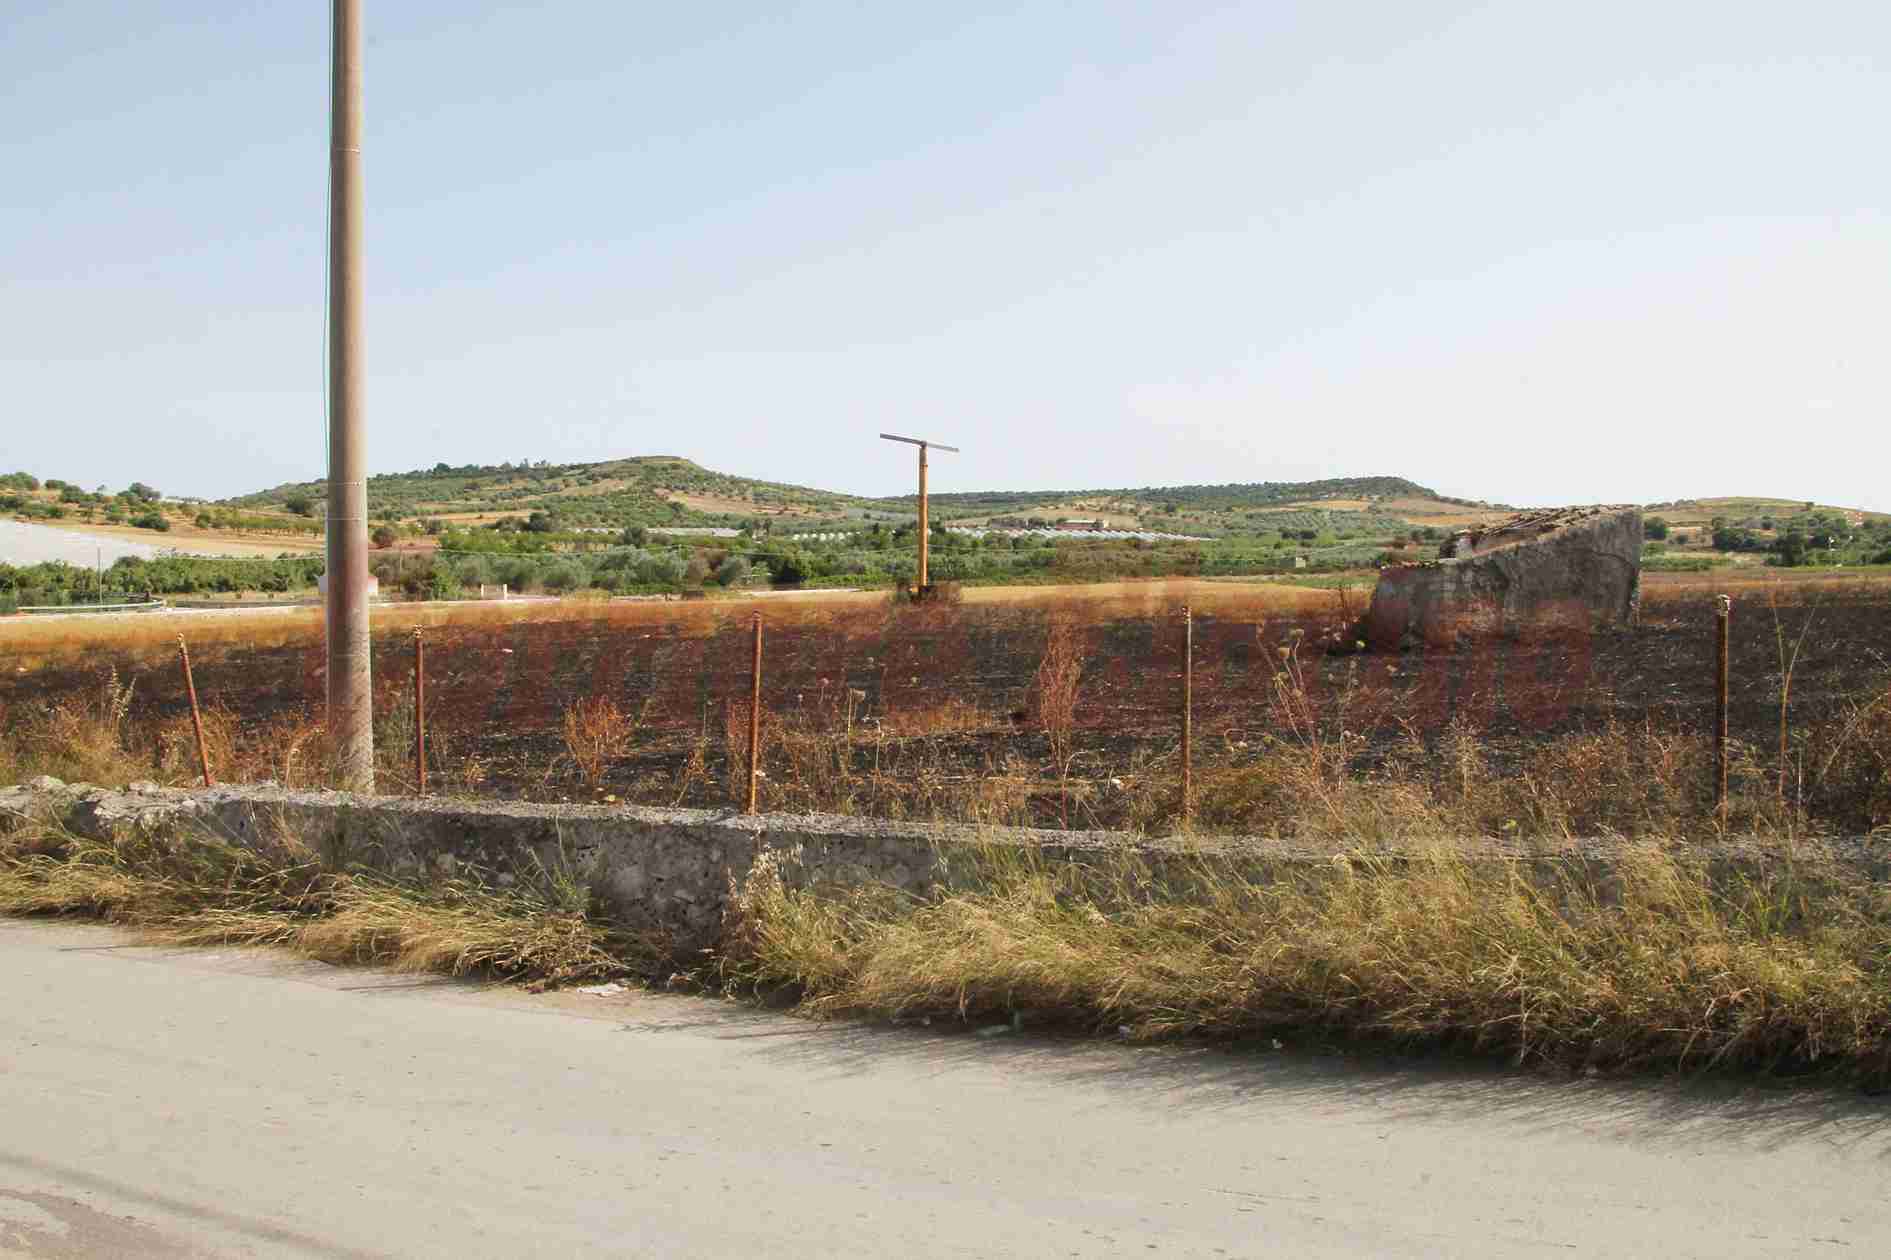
226,456,869,530
909,475,1443,514
891,475,1510,537
223,462,1510,536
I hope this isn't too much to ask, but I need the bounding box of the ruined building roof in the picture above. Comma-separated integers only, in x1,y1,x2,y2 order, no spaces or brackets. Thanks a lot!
1444,505,1640,561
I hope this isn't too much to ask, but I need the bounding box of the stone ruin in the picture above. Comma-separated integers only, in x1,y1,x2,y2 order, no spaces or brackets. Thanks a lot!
1360,506,1644,650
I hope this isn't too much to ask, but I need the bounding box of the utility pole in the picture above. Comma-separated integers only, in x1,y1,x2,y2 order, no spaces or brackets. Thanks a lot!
326,0,374,790
878,433,959,597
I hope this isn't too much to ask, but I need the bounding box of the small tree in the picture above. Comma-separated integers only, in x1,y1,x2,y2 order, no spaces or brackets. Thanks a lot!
541,561,588,593
716,555,752,587
284,494,315,517
371,525,397,549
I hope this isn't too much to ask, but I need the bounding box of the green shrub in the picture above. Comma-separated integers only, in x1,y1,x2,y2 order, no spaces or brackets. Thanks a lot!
541,561,589,594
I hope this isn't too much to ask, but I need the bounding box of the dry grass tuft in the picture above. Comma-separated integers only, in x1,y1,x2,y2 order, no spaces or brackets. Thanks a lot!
724,840,1891,1083
562,696,638,790
0,668,148,788
0,820,648,986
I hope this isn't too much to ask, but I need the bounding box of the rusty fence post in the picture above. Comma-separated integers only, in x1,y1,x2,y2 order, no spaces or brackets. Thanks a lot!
747,612,763,815
413,628,427,795
177,636,213,788
1715,594,1730,821
1181,605,1193,825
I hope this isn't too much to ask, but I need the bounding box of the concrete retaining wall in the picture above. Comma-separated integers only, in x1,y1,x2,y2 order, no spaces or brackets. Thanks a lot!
3,778,1880,957
0,777,1156,952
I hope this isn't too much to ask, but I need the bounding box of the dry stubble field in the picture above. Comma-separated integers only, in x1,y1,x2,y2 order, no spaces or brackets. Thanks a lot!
3,574,1888,838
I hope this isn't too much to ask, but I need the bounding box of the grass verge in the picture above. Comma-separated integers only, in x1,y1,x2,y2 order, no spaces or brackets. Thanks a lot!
0,818,648,987
724,841,1891,1085
10,803,1891,1088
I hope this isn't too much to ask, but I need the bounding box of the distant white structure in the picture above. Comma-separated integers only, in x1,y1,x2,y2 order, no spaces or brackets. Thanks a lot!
944,526,1209,543
317,573,380,599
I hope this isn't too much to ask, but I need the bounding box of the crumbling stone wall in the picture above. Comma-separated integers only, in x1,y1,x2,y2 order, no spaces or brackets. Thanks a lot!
1362,506,1643,650
3,777,1881,963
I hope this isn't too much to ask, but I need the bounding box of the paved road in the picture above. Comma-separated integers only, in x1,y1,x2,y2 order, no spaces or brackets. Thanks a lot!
2,919,1887,1258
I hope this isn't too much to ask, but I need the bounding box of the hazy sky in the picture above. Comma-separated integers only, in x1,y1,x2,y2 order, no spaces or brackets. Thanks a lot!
4,2,1886,509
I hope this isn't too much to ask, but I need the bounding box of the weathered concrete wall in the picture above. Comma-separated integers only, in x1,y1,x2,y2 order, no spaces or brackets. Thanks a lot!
5,777,1879,958
1362,506,1643,650
0,777,1153,952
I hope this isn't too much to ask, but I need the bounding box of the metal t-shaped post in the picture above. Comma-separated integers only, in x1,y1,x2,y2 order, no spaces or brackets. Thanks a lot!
879,433,960,593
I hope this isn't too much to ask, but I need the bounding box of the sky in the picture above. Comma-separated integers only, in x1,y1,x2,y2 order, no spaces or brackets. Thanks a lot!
3,2,1886,510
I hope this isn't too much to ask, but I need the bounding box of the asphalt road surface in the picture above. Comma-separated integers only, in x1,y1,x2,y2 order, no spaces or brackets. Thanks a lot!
3,919,1887,1258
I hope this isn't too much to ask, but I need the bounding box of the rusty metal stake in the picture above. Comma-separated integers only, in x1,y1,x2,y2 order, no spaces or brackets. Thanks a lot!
1715,595,1730,822
413,628,427,796
747,612,763,814
1181,605,1193,826
178,636,212,788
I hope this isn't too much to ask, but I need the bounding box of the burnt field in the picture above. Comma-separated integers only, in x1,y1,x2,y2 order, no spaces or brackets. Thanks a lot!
3,576,1888,837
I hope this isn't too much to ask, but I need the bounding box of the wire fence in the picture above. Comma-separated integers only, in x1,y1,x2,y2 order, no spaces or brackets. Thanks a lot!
17,581,1878,837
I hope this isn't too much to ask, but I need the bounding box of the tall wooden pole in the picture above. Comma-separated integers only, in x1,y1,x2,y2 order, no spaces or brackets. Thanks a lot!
413,628,426,795
747,612,763,814
917,443,929,591
1180,606,1193,825
879,434,958,599
178,637,213,788
1715,595,1730,821
326,0,374,791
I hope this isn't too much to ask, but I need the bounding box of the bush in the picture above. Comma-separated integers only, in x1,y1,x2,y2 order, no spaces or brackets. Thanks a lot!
451,556,493,587
540,561,589,594
495,558,537,591
131,512,170,532
639,553,686,586
371,525,397,549
424,568,463,601
766,552,809,586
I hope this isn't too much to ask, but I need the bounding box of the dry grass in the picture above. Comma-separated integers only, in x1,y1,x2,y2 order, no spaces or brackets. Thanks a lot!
725,839,1891,1083
1031,617,1084,825
1031,618,1083,770
8,571,1890,839
0,578,1346,666
0,667,148,787
562,697,637,790
876,696,986,737
0,818,646,986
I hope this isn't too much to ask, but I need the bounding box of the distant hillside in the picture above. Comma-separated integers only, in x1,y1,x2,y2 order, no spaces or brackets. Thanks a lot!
221,462,1520,536
899,476,1449,515
888,476,1510,534
226,456,869,529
